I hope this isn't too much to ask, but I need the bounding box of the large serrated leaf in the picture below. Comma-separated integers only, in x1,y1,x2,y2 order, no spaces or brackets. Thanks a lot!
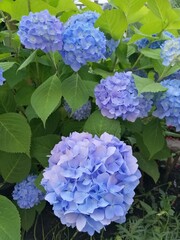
31,134,60,167
142,118,165,159
62,73,89,112
0,85,16,114
19,208,36,232
31,75,62,126
133,74,167,94
0,152,31,183
135,152,160,183
79,0,103,13
84,110,121,138
0,62,16,71
17,50,37,71
147,0,172,20
95,9,127,40
0,195,21,240
0,113,31,155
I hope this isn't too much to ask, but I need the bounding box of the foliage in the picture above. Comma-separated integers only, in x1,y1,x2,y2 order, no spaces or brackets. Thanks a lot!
0,0,180,238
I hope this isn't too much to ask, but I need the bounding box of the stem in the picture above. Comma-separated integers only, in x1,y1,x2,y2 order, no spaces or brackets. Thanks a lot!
0,10,12,47
27,0,31,12
47,52,57,73
165,131,180,138
70,231,78,240
132,53,142,69
35,56,41,85
33,214,38,240
111,56,118,72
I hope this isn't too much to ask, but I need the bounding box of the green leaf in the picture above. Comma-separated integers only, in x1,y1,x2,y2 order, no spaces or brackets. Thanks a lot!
3,65,26,88
0,53,11,61
0,62,16,71
0,85,16,114
133,74,167,94
135,152,160,182
17,50,37,71
142,118,165,159
0,195,21,240
31,134,60,167
147,0,172,20
57,0,78,11
62,73,89,112
79,0,103,13
0,152,31,183
0,113,31,155
84,110,121,138
19,208,36,232
140,48,161,59
61,119,85,137
95,9,127,40
31,75,62,125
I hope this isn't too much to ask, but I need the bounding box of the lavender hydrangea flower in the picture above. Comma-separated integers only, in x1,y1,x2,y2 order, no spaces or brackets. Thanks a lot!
64,100,91,121
153,79,180,131
161,37,180,66
12,175,44,209
94,72,153,122
0,68,5,85
18,10,63,52
60,12,106,71
41,132,141,236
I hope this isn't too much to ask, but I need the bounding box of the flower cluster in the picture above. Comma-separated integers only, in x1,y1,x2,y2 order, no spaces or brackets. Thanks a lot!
153,79,180,131
0,68,5,85
94,71,153,122
64,100,91,121
160,37,180,66
18,10,63,53
60,11,106,71
12,175,44,209
41,132,141,236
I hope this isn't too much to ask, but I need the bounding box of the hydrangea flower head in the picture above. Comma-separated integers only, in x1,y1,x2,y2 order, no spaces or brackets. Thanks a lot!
60,11,106,71
94,71,153,122
160,37,180,66
153,79,180,131
12,175,44,209
64,100,91,121
18,10,63,52
0,68,5,85
41,132,141,236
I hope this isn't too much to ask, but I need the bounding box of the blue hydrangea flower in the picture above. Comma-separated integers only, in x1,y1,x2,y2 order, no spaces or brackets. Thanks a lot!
64,100,91,121
41,132,141,236
12,175,44,209
135,31,175,50
153,79,180,131
18,10,63,52
102,3,113,10
94,72,153,122
105,38,119,58
160,37,180,66
60,12,106,71
0,68,5,85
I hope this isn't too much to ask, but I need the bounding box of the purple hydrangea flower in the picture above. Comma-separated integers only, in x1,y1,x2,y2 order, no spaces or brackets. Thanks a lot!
12,175,44,209
41,132,141,236
160,37,180,66
153,79,180,131
94,72,153,122
0,68,5,85
18,10,63,52
60,11,106,71
64,100,91,121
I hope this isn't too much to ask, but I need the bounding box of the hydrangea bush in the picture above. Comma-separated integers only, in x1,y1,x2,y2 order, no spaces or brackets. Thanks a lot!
0,0,179,239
